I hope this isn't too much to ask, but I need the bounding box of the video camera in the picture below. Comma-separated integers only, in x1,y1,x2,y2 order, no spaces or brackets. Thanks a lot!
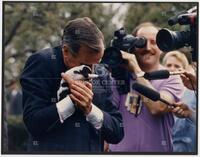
102,27,146,67
156,6,197,61
101,28,147,94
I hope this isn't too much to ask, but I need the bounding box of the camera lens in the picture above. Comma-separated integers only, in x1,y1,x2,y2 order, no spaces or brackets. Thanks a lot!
156,29,174,51
134,37,147,48
156,28,190,52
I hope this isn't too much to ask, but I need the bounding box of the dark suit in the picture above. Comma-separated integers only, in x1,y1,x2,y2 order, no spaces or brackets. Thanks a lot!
20,46,124,152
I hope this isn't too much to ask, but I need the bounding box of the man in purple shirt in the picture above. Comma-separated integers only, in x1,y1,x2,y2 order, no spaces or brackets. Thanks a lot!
109,22,184,152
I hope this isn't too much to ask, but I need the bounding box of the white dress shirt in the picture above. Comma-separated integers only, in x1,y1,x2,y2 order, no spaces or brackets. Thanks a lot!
56,96,103,129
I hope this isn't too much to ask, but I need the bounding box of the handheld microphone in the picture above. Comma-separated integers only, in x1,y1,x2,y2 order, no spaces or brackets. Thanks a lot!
132,82,174,108
142,70,184,80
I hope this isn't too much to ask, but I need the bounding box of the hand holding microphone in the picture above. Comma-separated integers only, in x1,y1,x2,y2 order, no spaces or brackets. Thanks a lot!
180,71,197,91
172,102,193,118
132,82,175,109
136,69,185,80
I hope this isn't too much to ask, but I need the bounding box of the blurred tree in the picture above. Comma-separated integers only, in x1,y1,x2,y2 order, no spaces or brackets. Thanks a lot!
63,3,117,46
4,2,118,81
4,1,197,86
123,3,197,33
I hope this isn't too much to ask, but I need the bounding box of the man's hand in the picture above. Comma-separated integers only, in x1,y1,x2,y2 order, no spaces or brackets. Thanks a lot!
61,73,93,115
180,71,197,90
57,65,92,101
172,102,192,118
121,51,142,74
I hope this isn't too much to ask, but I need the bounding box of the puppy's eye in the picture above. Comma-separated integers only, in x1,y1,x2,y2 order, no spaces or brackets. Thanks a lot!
61,82,68,87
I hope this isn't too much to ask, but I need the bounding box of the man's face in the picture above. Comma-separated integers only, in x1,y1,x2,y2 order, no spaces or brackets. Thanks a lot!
164,56,184,72
62,40,104,70
135,26,162,69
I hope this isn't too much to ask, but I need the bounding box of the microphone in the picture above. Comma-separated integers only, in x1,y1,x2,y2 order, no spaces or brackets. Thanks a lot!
142,70,184,80
132,82,174,108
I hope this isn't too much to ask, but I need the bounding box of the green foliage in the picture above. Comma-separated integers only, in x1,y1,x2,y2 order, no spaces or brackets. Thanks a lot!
4,2,118,81
124,2,197,33
7,115,28,151
4,2,196,81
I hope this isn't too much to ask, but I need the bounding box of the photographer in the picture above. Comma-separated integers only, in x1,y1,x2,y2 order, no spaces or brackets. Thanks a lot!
109,22,185,152
20,17,124,152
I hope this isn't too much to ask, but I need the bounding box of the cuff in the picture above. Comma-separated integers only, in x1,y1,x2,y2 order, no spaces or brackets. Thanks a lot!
86,103,104,129
56,96,75,123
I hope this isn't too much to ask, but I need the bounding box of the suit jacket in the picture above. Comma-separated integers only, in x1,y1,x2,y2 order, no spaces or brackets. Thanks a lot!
20,46,124,152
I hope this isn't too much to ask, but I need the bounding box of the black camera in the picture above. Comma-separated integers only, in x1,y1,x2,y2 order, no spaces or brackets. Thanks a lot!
101,28,146,94
102,28,146,67
156,6,197,61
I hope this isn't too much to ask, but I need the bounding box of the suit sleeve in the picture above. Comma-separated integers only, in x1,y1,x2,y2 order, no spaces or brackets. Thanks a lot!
99,76,124,144
20,53,60,137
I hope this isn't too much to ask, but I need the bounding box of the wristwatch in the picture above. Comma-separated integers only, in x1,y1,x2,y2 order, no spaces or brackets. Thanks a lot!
136,71,145,78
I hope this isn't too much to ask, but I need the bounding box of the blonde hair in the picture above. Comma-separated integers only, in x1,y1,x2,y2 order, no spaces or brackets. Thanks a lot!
162,51,189,70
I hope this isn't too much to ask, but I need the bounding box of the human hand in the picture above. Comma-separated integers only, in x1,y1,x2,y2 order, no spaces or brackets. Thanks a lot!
57,65,92,101
104,141,109,152
121,51,142,73
64,65,92,80
172,102,192,118
61,73,93,115
180,71,197,90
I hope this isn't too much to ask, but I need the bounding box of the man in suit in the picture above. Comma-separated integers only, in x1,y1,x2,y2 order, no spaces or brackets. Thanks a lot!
20,17,124,152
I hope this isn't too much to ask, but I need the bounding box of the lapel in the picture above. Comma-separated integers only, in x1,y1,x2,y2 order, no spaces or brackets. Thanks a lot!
52,46,68,78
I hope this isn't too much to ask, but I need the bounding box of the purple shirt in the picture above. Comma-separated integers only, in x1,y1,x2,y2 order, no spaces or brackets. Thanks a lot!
110,66,184,152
